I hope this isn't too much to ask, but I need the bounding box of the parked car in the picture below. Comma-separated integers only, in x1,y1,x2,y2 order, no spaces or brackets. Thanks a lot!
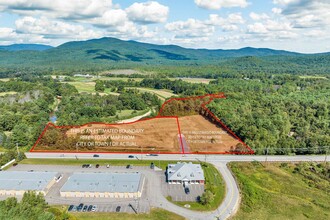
93,154,99,158
87,205,93,212
96,164,100,168
150,162,154,169
88,164,92,168
83,205,88,212
116,206,121,212
91,205,97,212
72,206,77,212
55,174,63,182
128,155,134,158
13,163,18,166
184,187,190,194
68,205,74,212
106,164,110,168
77,203,84,211
126,164,132,169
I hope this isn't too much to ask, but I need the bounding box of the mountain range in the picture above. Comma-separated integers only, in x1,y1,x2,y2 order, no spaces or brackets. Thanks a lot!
0,37,329,75
0,44,53,51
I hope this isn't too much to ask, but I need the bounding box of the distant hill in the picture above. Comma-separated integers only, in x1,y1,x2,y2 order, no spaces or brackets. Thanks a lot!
0,37,329,75
0,44,53,51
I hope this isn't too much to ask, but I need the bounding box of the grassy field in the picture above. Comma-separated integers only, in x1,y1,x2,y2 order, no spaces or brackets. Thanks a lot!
20,158,186,170
0,78,12,82
65,81,96,93
98,77,144,82
112,109,147,119
0,91,17,96
64,81,120,96
172,78,214,84
72,208,184,220
229,162,330,220
299,75,328,79
168,162,226,211
126,87,176,100
52,205,184,220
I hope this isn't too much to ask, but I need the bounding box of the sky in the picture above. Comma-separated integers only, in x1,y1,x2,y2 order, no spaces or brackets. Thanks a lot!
0,0,329,53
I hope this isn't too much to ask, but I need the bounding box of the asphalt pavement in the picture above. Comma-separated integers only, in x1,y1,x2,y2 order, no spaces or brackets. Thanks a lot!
24,152,329,220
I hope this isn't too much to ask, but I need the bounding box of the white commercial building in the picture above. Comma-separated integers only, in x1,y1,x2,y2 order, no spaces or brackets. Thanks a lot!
60,172,145,198
0,171,57,196
167,162,205,185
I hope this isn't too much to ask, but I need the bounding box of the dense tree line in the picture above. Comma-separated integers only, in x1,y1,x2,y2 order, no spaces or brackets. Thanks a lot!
0,191,74,220
0,78,78,150
127,76,329,154
56,89,160,125
0,73,329,155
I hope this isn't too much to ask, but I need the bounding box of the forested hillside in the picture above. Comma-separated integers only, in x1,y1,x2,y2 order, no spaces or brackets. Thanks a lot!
0,37,329,76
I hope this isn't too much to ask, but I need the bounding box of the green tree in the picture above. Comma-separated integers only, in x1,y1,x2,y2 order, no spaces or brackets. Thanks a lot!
95,80,105,92
200,190,214,205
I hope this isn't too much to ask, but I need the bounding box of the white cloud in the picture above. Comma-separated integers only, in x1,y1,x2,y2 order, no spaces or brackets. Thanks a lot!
247,19,296,39
275,0,330,28
0,28,17,41
166,13,245,39
166,19,214,38
0,0,112,20
207,13,245,25
272,7,282,14
126,1,169,24
272,0,298,5
249,12,269,20
88,9,127,27
195,0,248,10
15,16,103,40
303,29,326,38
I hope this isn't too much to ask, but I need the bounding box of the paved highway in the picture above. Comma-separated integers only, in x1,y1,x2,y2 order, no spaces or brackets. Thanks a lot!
25,152,329,163
25,153,329,220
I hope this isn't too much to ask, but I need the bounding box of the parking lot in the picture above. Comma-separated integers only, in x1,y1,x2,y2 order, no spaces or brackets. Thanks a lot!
4,163,204,212
6,164,153,213
158,172,205,202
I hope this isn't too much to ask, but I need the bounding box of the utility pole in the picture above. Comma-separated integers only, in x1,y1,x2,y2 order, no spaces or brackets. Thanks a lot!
325,146,329,164
16,143,20,160
265,147,269,165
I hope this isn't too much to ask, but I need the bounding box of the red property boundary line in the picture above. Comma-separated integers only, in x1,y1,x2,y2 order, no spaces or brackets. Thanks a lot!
30,93,254,155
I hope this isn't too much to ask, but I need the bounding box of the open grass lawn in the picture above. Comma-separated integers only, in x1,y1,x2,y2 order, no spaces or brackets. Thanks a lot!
98,77,144,82
172,77,214,84
0,78,12,82
229,162,330,220
168,162,226,211
65,81,96,93
71,208,184,220
113,109,146,118
0,91,17,96
51,205,184,220
126,87,176,100
299,75,328,80
20,158,187,170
